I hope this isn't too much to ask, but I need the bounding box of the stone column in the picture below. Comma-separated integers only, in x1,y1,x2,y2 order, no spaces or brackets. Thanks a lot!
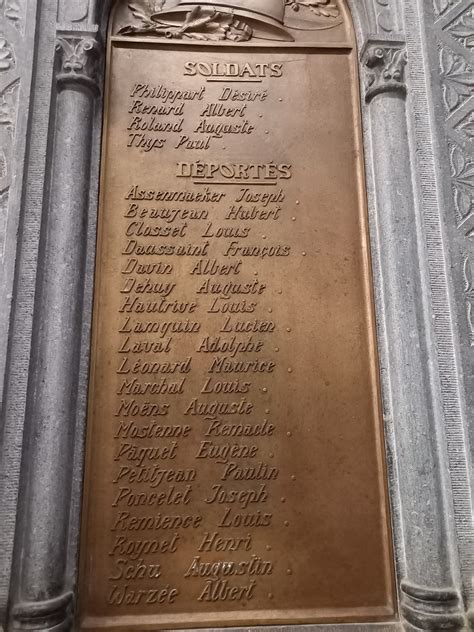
8,34,100,632
362,41,466,631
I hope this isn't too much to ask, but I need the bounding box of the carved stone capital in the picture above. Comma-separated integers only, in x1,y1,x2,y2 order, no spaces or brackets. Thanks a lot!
55,35,101,92
400,581,466,631
10,592,74,631
363,41,407,102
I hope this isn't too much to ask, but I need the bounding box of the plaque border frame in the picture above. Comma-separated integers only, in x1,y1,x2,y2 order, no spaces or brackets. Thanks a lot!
78,28,397,629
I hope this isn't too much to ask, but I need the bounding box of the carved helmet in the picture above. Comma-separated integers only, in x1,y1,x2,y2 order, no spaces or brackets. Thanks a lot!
153,0,294,41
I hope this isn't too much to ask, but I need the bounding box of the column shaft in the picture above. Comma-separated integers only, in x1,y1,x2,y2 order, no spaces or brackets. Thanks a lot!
364,43,465,631
9,36,98,632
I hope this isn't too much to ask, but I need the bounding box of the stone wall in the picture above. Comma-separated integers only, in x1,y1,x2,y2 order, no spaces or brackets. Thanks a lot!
0,0,472,630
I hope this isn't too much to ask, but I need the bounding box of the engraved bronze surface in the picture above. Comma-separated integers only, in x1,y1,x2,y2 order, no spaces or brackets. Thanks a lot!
79,1,395,629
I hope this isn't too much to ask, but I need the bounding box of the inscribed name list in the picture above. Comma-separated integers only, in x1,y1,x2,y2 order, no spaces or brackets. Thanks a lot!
79,43,395,630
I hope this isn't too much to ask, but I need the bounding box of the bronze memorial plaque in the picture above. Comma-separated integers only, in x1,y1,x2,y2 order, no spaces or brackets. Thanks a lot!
79,1,396,629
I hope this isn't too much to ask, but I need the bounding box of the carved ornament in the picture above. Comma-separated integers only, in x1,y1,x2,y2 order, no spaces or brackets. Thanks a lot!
118,4,253,41
374,0,396,33
0,37,14,71
439,47,474,115
450,143,474,229
443,6,474,50
2,0,23,31
117,0,344,41
463,254,474,346
55,36,100,91
0,0,23,262
433,0,462,18
284,0,339,17
363,43,407,102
